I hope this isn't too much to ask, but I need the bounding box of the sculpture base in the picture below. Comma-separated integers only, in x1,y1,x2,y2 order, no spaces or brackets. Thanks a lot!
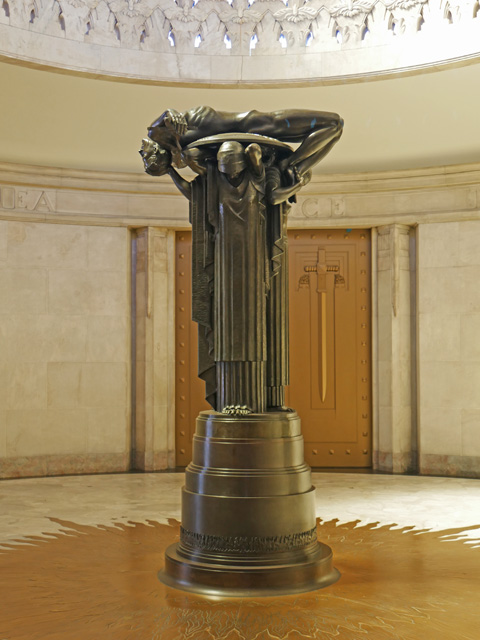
159,541,339,597
159,411,340,596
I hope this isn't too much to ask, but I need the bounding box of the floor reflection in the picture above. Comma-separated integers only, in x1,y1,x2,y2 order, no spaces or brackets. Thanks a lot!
1,517,479,639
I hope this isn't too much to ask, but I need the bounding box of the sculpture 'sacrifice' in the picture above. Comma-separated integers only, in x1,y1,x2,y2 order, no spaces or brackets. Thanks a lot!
140,106,343,415
140,106,344,596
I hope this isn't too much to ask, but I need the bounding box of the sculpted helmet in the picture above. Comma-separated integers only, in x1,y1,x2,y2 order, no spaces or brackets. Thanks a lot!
217,141,246,175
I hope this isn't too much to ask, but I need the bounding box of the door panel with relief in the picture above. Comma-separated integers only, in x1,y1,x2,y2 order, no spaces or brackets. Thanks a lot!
175,229,372,468
288,229,371,468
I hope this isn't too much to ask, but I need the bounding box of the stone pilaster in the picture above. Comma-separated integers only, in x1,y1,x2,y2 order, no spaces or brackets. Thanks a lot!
133,228,176,471
374,224,415,474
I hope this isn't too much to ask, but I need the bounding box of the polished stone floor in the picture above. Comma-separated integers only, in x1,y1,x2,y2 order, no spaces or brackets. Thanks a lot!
1,472,479,639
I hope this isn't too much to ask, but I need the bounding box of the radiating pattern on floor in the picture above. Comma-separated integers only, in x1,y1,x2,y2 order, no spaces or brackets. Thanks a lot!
1,514,479,639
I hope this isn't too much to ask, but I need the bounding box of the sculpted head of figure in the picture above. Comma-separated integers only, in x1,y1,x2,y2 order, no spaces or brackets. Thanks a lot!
139,138,171,176
217,141,246,177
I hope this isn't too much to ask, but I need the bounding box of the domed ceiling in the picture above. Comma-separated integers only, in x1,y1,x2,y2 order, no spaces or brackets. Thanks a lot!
0,0,479,85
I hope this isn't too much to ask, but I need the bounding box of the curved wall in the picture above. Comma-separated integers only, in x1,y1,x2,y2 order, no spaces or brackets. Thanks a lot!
1,60,480,176
1,29,480,479
1,161,480,479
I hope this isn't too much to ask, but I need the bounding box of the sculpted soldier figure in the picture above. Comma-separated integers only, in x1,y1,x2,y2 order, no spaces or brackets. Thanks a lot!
140,106,343,414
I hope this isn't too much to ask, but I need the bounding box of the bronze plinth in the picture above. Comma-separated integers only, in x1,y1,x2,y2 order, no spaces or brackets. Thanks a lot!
159,411,339,596
141,107,344,596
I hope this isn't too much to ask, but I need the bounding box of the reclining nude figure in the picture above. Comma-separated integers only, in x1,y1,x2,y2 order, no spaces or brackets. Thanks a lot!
144,106,344,180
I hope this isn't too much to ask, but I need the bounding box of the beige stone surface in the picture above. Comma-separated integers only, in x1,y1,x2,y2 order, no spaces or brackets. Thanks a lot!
460,314,480,361
461,265,480,313
418,221,480,462
2,315,87,363
419,406,462,457
87,227,128,271
419,313,461,362
458,221,480,267
418,266,465,315
153,405,169,454
86,316,129,362
418,222,458,269
0,360,8,411
377,406,393,452
0,220,7,263
7,363,47,410
6,410,49,457
377,361,392,408
461,363,480,410
41,409,89,455
0,410,6,457
48,269,126,316
47,362,83,408
0,268,47,314
391,405,414,453
87,407,129,454
80,363,128,408
461,409,480,457
419,361,464,410
0,221,131,474
7,221,87,268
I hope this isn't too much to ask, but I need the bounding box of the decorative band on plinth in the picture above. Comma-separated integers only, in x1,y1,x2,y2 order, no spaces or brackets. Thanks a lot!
195,411,302,439
180,525,317,554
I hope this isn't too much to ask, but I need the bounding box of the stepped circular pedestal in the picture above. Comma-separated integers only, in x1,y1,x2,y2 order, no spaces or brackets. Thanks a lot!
158,411,339,596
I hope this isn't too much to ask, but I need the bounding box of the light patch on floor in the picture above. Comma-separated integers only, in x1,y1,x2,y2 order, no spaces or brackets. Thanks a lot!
0,473,479,639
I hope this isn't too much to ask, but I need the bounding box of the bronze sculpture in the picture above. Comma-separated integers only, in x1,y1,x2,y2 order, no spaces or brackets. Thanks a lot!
140,107,344,595
141,108,342,414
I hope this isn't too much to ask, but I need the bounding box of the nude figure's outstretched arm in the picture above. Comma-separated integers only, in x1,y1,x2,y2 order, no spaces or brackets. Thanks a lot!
167,167,192,200
268,170,312,206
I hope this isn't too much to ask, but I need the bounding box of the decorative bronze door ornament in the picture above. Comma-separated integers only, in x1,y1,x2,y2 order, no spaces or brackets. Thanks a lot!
140,106,344,596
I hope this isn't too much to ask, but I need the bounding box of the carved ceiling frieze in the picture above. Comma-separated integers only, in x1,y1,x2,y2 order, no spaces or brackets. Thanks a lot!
0,0,479,83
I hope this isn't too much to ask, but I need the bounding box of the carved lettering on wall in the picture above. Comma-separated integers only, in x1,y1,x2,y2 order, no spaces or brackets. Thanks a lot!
302,197,320,218
34,192,54,212
0,187,15,209
331,198,345,217
0,187,56,212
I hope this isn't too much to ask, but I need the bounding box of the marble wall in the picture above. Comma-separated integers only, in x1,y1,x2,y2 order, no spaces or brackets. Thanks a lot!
418,221,480,478
1,162,480,479
0,220,131,477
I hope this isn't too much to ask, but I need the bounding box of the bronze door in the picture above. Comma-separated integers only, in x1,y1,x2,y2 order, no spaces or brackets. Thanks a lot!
288,229,371,467
175,233,209,467
175,229,371,468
